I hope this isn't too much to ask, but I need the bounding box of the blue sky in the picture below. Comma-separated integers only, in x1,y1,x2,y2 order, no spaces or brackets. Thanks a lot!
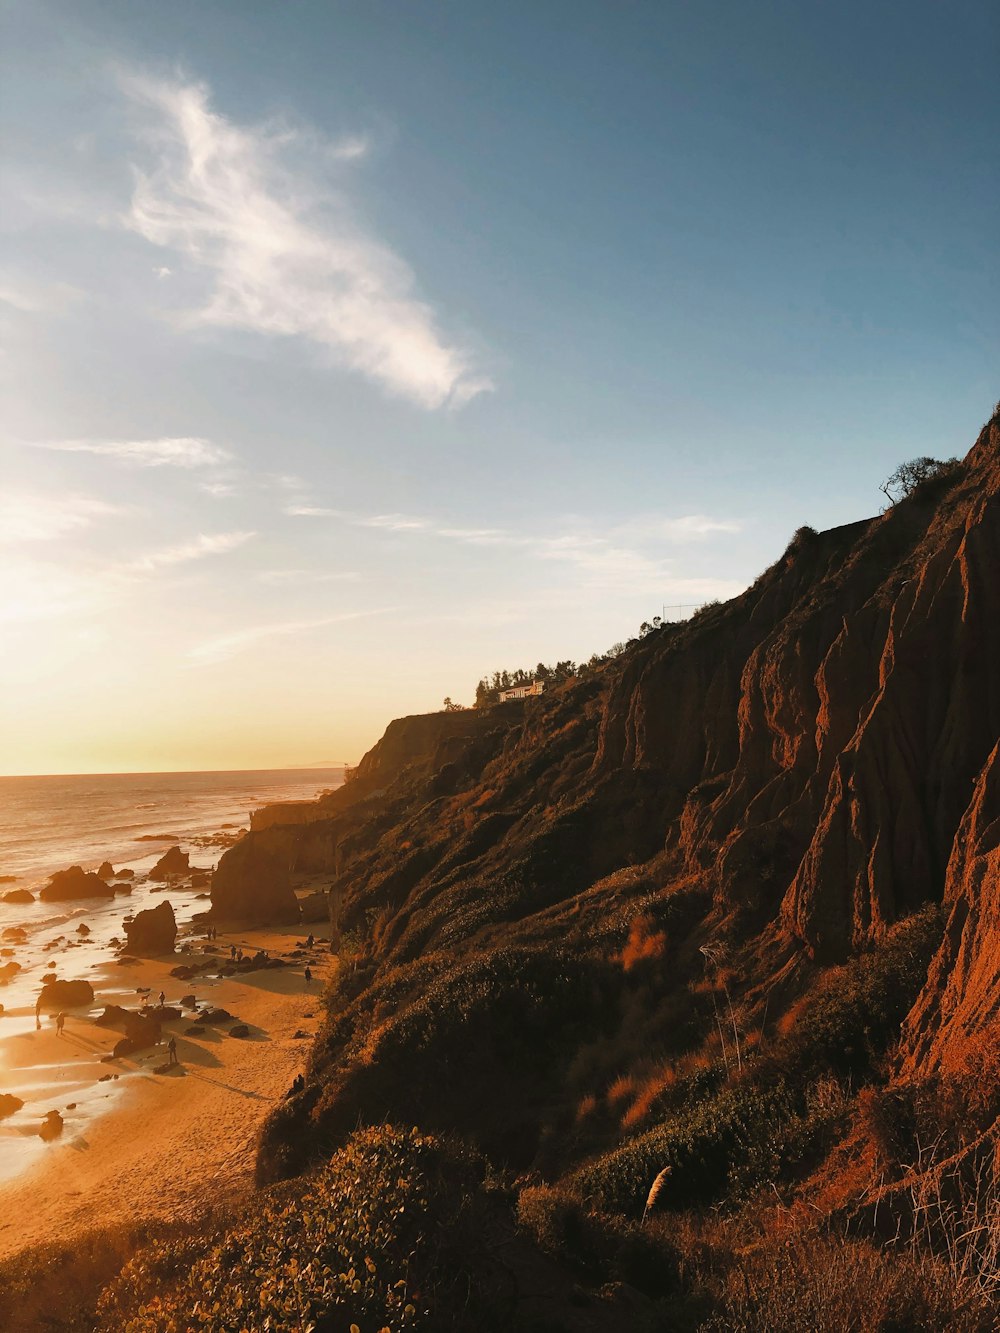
1,0,997,772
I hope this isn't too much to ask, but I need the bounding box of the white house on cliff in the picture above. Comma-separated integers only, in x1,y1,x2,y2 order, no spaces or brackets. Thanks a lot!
498,680,545,702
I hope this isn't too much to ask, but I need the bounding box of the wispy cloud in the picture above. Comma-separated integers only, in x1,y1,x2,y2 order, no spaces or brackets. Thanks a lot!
0,272,85,316
123,530,254,574
0,493,122,544
122,74,492,409
187,607,392,665
37,436,234,468
284,502,743,593
255,568,362,586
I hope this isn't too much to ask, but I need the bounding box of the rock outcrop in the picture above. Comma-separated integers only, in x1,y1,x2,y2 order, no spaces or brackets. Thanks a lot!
2,888,34,904
211,840,298,923
901,743,1000,1076
124,901,177,955
150,847,189,879
97,861,115,880
38,978,94,1009
39,866,116,901
111,1012,161,1058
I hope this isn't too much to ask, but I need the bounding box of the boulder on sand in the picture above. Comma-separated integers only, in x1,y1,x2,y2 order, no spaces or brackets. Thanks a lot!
115,868,135,880
40,865,116,902
111,1012,161,1058
94,1004,132,1027
97,861,115,880
211,839,298,924
124,901,177,955
38,978,94,1009
2,888,34,904
0,961,20,984
39,1110,64,1141
150,847,189,880
0,1093,23,1118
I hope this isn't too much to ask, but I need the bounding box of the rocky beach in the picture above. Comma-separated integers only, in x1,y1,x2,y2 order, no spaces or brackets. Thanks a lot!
0,770,340,1260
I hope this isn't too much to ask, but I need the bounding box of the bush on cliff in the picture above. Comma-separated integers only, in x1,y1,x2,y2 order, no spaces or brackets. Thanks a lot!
98,1126,513,1332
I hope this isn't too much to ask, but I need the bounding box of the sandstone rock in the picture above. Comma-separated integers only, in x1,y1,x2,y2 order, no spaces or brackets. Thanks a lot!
38,978,94,1009
194,1007,233,1025
150,847,189,879
229,1024,250,1038
190,872,210,888
94,1004,132,1027
124,901,177,956
0,1093,23,1118
38,1110,64,1141
115,868,135,879
211,839,298,924
2,888,34,904
97,861,115,880
2,928,26,942
40,866,115,902
902,744,1000,1076
77,923,90,935
111,1012,161,1058
0,961,20,984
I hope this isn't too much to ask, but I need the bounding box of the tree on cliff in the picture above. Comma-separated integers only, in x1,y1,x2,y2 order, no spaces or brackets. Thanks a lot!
880,455,959,506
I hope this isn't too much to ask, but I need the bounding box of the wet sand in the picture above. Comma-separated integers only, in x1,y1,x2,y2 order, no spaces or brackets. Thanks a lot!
0,922,331,1260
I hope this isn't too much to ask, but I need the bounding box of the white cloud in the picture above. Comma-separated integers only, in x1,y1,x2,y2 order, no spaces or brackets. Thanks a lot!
256,568,362,585
0,273,85,316
0,493,121,544
123,530,255,573
285,502,744,596
37,436,234,468
187,607,392,665
122,74,491,409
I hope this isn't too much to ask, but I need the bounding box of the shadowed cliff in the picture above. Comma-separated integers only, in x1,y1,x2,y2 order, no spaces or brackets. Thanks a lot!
217,409,998,1269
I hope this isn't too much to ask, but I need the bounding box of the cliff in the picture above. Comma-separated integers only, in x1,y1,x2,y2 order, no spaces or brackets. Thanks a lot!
217,409,998,1276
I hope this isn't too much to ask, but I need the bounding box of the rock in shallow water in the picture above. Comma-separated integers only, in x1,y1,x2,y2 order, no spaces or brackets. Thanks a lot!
40,865,116,901
150,846,189,879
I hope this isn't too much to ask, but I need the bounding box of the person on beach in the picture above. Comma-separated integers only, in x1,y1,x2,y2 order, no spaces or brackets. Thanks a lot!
230,944,237,961
56,1011,66,1036
158,991,165,1007
35,996,42,1030
167,1036,178,1066
304,966,312,985
306,933,314,949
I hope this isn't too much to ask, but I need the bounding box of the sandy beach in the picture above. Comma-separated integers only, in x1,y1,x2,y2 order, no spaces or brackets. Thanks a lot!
0,921,331,1261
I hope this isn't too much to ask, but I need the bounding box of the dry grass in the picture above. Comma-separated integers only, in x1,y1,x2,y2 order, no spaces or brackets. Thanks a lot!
619,914,667,970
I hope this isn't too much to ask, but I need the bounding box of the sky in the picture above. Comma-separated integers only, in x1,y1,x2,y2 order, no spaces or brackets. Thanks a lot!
1,0,997,775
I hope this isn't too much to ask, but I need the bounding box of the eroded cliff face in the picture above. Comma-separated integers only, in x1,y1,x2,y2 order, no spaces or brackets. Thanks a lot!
902,742,1000,1077
217,412,999,1185
597,415,1000,962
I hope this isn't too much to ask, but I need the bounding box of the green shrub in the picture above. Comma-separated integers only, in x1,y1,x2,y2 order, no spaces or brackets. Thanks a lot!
573,1081,793,1216
784,907,941,1084
99,1127,513,1332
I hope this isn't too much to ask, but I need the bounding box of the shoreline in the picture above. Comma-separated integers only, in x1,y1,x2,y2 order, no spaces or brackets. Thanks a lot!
0,919,331,1261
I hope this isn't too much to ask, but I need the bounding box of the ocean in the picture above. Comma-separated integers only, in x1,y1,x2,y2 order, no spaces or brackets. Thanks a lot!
0,768,340,889
0,768,339,1183
0,768,339,1026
